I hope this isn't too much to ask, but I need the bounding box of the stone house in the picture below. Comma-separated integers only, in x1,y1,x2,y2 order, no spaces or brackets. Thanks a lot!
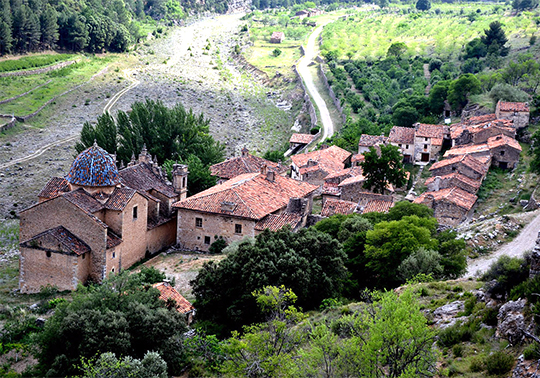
413,123,449,163
290,145,351,186
289,133,316,154
210,147,283,184
321,167,364,202
495,101,530,129
153,281,195,324
270,31,285,43
19,144,186,293
388,126,415,163
357,134,388,154
429,154,491,181
425,172,482,195
443,143,491,160
463,113,497,126
321,192,393,217
173,167,317,252
414,187,477,226
295,10,309,18
450,119,515,146
321,198,357,217
486,134,522,169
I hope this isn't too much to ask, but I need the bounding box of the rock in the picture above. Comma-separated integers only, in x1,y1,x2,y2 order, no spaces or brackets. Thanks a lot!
36,318,46,327
520,200,529,207
433,301,464,327
471,289,486,302
496,298,528,345
29,303,39,311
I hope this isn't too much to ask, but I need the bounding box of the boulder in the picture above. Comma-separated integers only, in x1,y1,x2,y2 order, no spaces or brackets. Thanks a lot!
433,301,464,327
496,298,527,345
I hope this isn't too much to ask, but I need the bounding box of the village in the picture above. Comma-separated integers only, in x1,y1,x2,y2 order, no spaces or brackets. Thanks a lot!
15,98,530,318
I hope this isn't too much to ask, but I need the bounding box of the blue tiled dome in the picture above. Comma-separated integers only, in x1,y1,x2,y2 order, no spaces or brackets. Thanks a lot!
66,144,120,187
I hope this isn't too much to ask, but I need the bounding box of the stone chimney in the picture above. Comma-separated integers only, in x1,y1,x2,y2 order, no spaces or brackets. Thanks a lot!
138,144,151,164
286,197,309,216
427,176,441,192
260,164,268,175
221,201,236,212
266,170,275,182
241,146,249,157
172,164,189,200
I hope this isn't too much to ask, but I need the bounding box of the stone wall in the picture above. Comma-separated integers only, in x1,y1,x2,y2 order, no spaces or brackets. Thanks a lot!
427,175,478,194
490,145,520,170
147,218,177,254
430,164,485,181
0,80,52,105
318,64,346,122
0,115,16,133
340,181,368,203
496,110,529,129
116,194,149,272
0,60,76,78
177,209,257,252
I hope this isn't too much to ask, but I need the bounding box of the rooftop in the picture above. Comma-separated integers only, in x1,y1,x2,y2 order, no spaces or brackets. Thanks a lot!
290,133,316,145
254,212,303,232
321,199,357,217
465,113,497,125
425,172,482,190
153,282,195,314
414,187,477,211
291,145,351,177
430,154,491,175
120,163,177,198
498,101,529,113
415,123,447,139
38,177,70,200
443,143,490,158
66,144,120,187
173,171,317,220
388,126,415,145
210,150,281,181
20,226,91,256
487,134,522,151
358,134,388,147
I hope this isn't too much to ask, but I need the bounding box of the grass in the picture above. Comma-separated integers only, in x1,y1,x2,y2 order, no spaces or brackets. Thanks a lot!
0,56,115,117
0,53,76,73
246,42,302,79
321,4,539,60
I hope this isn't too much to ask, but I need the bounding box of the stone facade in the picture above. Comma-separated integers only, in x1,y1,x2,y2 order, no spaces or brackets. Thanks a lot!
414,187,477,226
495,101,530,129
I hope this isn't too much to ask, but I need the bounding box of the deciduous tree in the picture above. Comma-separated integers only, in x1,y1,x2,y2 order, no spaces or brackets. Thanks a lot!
360,144,407,194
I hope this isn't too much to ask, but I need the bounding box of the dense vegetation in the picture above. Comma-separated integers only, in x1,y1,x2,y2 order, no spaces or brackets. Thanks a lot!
76,99,224,195
0,0,228,56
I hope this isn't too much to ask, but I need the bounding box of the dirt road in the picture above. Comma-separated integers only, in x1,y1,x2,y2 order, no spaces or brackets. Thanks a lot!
297,23,334,142
464,209,540,278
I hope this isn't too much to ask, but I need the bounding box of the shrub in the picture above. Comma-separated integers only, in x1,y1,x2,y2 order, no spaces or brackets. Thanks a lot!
485,351,514,375
452,344,463,358
524,342,540,360
469,356,484,372
482,255,530,297
272,48,282,57
438,319,480,347
490,83,529,103
481,307,499,327
209,237,227,254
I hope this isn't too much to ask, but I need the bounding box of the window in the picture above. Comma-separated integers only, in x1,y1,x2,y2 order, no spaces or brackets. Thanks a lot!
425,137,428,141
406,145,409,149
182,177,186,188
132,206,138,220
398,144,402,148
82,254,85,259
195,217,203,227
424,144,428,149
112,252,116,259
235,224,242,234
46,251,51,258
111,268,115,273
204,236,211,245
500,150,505,156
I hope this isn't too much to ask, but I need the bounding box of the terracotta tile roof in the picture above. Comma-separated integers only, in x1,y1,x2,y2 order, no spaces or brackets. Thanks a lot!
324,166,363,181
443,143,490,158
425,172,482,190
173,172,317,220
321,198,357,217
66,145,120,187
358,134,388,147
351,154,365,164
291,145,351,167
272,31,285,39
498,101,529,112
360,199,394,214
451,120,515,139
322,182,341,196
430,154,490,176
105,187,137,211
63,188,104,214
107,230,122,249
153,282,195,314
487,134,522,151
338,174,366,187
290,133,316,144
414,187,477,211
388,126,415,144
415,123,447,139
20,226,90,256
119,163,177,198
255,212,303,231
38,177,70,200
466,113,497,125
210,153,281,180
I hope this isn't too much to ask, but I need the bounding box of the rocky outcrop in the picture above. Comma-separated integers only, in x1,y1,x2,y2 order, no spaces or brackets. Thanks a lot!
496,299,528,345
529,231,540,278
227,0,251,13
432,301,465,328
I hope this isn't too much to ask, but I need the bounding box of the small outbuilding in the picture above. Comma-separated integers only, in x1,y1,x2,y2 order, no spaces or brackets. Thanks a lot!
270,31,285,44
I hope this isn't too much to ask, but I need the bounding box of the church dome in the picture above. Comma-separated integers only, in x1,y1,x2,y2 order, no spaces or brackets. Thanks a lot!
66,144,120,187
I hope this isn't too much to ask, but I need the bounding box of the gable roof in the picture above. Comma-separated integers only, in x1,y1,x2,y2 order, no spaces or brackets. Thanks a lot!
291,145,351,167
210,153,281,180
105,188,137,211
388,126,415,145
321,198,357,217
415,123,447,139
465,113,497,125
20,226,90,256
450,120,515,140
425,172,482,191
254,212,303,231
63,188,104,214
414,187,477,211
290,133,316,145
443,143,490,158
487,134,522,151
498,101,529,112
430,154,490,176
358,134,388,147
38,177,70,200
153,282,195,314
173,172,317,220
119,163,177,198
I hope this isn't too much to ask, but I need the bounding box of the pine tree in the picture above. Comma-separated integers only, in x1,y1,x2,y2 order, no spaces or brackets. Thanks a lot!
481,21,509,57
0,20,12,54
40,5,58,48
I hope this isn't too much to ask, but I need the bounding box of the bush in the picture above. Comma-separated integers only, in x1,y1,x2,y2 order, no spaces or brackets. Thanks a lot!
272,48,282,57
438,319,479,347
524,342,540,360
489,83,529,103
481,255,530,297
452,344,463,358
485,351,514,375
209,237,227,254
469,356,484,372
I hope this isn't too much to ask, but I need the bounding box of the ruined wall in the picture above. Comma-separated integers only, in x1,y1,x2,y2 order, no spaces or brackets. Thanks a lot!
496,110,529,129
340,181,367,203
431,164,484,181
490,146,520,169
177,209,257,252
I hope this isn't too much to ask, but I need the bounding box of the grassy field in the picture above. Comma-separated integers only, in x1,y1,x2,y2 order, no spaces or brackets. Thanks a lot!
321,4,539,60
0,56,116,117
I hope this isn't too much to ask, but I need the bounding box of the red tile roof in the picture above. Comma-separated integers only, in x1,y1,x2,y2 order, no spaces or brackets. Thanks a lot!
360,199,394,214
443,143,490,158
351,154,365,164
211,153,282,181
465,113,497,125
415,123,447,139
321,199,357,217
498,101,529,112
450,120,515,139
358,134,388,147
120,163,177,198
153,282,195,314
63,188,104,214
414,187,477,211
290,133,316,145
324,166,363,181
338,174,366,187
20,226,90,256
291,145,351,177
425,172,482,190
173,172,317,220
255,212,303,231
38,177,70,200
388,126,415,144
106,230,123,249
105,187,137,211
430,154,490,176
487,134,522,151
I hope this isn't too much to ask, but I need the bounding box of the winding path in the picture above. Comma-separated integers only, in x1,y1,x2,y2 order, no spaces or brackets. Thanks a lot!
297,23,334,143
464,209,540,278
